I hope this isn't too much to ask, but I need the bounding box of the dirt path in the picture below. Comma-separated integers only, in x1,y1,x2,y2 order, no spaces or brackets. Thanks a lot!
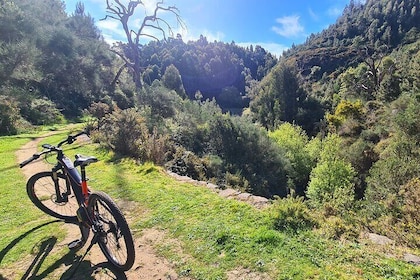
15,131,179,280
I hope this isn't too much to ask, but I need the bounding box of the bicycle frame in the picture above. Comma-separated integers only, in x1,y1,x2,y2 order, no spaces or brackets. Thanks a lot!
52,152,87,206
20,130,136,271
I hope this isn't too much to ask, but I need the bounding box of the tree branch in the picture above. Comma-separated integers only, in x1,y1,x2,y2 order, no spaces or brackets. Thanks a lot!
103,0,185,88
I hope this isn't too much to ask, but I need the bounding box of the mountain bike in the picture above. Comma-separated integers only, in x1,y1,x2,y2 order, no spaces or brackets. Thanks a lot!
19,131,135,271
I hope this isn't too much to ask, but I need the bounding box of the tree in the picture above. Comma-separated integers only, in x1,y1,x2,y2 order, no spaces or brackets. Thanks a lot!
162,64,186,98
307,134,356,214
269,123,315,196
250,63,304,129
103,0,185,88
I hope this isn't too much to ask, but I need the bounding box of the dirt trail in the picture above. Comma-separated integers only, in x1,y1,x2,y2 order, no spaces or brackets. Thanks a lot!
15,131,179,280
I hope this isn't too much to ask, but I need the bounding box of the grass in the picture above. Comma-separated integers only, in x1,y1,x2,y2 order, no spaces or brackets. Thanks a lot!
0,132,69,279
1,127,420,279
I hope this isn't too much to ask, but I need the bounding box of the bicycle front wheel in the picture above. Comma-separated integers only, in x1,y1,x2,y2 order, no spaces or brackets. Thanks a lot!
88,191,135,271
27,171,78,222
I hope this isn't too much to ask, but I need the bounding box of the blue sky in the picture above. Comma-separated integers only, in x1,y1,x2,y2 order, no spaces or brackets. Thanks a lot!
64,0,356,56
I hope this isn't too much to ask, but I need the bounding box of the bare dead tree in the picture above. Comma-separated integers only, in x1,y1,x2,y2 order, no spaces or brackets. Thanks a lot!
103,0,185,88
359,45,389,95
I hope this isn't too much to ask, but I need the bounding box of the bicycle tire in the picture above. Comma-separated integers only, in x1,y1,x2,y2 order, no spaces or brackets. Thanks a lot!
88,191,135,271
27,171,78,222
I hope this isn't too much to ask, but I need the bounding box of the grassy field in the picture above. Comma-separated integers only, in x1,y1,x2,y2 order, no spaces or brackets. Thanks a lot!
1,127,420,279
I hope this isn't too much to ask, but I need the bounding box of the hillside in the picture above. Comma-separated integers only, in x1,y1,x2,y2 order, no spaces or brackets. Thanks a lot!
1,0,420,257
283,0,420,80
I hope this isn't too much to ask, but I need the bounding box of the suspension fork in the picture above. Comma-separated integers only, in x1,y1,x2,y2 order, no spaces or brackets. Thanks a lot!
52,164,70,203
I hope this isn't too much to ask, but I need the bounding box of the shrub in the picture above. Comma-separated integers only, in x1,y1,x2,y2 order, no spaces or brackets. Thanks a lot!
21,98,64,125
225,171,250,191
165,146,208,181
0,96,19,135
94,108,169,164
316,215,360,241
209,116,289,197
306,134,356,214
269,122,315,196
270,196,316,232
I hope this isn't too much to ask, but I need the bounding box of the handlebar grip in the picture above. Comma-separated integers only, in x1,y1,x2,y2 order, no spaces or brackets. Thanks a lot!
19,154,40,168
58,131,87,147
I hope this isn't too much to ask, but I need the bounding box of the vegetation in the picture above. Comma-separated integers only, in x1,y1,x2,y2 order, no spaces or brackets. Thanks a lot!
1,130,419,279
1,0,420,274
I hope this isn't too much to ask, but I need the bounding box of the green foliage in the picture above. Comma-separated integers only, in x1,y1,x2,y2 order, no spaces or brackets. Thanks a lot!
135,38,277,112
316,215,360,240
165,146,208,181
138,82,184,120
398,178,420,246
210,116,289,197
0,96,19,135
326,99,365,136
0,0,114,122
166,98,289,197
94,108,147,157
93,108,169,164
250,63,303,129
3,128,420,279
270,196,317,232
365,95,420,220
307,134,356,214
162,64,187,99
343,138,377,198
363,178,420,248
393,94,420,141
269,123,315,195
20,98,64,125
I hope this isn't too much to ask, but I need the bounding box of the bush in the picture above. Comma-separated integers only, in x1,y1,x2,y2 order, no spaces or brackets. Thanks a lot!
316,215,360,241
21,98,64,125
209,116,289,197
165,146,208,181
270,196,316,232
307,134,356,214
365,178,420,247
0,96,19,135
94,108,169,164
269,122,315,196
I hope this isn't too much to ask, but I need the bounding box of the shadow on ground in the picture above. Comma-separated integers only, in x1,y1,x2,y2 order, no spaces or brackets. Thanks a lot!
0,221,126,280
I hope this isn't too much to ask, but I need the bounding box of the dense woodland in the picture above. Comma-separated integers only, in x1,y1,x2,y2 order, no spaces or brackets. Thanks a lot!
1,0,420,247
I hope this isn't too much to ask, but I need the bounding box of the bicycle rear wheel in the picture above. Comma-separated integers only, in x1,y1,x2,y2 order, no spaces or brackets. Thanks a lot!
27,171,78,222
88,191,135,271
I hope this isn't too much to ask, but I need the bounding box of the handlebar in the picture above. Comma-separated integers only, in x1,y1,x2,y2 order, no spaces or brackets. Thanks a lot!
19,154,41,168
19,130,89,168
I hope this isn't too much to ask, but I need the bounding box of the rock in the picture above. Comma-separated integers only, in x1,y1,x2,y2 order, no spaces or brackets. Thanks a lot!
237,193,252,201
366,233,394,245
404,253,420,266
219,188,240,198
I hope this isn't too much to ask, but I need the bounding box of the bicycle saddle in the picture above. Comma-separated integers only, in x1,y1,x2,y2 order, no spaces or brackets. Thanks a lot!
74,154,98,167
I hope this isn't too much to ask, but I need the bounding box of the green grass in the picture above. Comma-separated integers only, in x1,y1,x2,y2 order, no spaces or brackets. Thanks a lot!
0,132,69,279
1,128,420,279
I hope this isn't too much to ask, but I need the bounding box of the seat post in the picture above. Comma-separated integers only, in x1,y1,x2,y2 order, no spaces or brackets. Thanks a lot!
80,165,89,203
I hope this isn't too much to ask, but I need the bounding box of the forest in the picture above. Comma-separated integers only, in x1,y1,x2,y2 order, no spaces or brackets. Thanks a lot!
1,0,420,248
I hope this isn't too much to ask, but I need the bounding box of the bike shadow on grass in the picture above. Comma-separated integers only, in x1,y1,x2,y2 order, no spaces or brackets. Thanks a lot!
0,220,127,280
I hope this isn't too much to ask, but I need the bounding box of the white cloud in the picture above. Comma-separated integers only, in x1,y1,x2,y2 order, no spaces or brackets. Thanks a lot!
272,15,304,38
237,42,288,58
96,19,127,43
327,7,342,17
177,18,225,42
308,7,319,21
